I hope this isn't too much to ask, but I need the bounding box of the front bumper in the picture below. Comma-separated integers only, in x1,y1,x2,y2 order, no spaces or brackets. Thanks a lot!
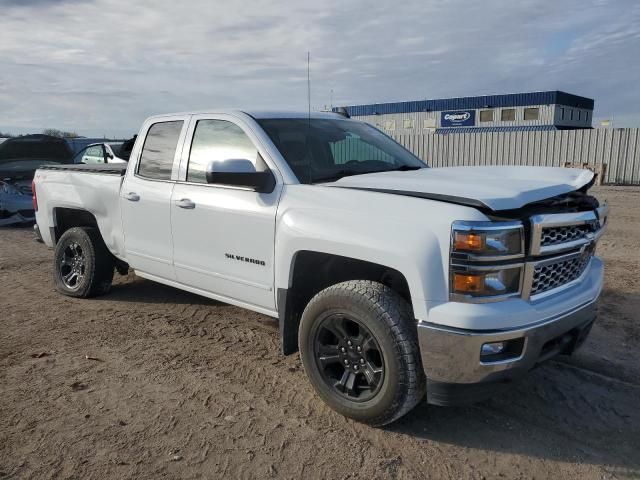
418,298,597,405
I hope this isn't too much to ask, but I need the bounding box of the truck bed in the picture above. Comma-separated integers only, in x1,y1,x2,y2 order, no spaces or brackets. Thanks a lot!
38,163,127,175
34,163,127,258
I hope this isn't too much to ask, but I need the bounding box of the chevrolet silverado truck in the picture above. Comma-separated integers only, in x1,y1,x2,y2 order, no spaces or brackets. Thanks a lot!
33,110,608,426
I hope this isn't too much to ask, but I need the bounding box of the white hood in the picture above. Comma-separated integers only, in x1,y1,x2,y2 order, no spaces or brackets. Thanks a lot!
326,166,595,211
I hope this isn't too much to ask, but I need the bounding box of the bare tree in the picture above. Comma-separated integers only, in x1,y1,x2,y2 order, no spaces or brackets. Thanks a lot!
42,128,79,138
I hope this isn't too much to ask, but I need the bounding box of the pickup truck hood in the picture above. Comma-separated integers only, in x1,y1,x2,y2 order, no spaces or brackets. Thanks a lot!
327,166,595,211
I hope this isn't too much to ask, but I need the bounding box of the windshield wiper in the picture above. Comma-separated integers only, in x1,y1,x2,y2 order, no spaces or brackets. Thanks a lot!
310,165,424,184
382,165,424,172
310,169,363,184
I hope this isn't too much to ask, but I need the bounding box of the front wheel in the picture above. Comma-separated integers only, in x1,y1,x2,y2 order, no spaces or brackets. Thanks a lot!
298,280,426,426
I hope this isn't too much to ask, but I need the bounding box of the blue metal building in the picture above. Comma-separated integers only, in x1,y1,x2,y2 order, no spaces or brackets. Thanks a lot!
333,91,594,135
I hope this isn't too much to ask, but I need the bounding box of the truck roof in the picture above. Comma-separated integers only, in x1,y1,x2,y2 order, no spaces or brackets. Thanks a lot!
144,110,349,121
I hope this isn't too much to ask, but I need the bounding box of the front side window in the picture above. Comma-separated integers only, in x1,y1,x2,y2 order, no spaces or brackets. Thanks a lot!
257,118,425,184
137,121,183,180
524,108,540,121
187,120,259,184
73,145,105,164
84,145,105,164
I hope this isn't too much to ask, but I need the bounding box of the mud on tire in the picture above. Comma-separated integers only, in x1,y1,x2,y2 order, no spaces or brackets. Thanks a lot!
298,280,426,426
53,227,114,298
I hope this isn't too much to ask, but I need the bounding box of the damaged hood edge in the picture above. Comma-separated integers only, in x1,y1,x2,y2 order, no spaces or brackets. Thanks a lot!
326,166,595,212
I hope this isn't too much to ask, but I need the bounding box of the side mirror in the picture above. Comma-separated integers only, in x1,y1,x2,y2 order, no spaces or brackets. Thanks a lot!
206,159,275,193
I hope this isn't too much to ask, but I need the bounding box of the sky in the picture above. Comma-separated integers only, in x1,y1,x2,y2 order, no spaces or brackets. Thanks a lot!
0,0,639,138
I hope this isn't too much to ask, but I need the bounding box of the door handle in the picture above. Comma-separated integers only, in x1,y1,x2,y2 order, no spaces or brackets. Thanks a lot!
125,192,140,202
175,198,196,209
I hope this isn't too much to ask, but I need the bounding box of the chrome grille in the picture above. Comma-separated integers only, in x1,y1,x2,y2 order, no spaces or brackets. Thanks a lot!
540,222,597,247
531,248,593,296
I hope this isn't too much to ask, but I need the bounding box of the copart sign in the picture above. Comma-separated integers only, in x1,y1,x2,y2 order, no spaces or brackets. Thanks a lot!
441,110,476,127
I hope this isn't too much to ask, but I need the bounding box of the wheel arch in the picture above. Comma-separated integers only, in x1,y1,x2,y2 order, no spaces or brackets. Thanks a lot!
51,207,128,273
51,207,100,244
278,250,413,355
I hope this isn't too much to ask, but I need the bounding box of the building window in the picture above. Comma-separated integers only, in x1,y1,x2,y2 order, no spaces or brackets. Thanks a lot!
403,119,414,129
384,120,396,131
479,110,494,122
570,110,574,120
524,108,539,121
501,109,516,121
560,107,565,120
577,111,581,121
585,111,590,123
423,118,436,129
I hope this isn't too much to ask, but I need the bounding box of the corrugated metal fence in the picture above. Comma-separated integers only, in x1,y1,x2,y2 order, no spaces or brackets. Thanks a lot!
391,128,640,185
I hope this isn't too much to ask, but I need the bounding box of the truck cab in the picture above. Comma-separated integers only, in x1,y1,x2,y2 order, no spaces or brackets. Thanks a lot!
33,110,607,426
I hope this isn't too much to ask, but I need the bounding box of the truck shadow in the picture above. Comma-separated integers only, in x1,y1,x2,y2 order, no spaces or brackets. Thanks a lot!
387,358,640,477
107,275,225,307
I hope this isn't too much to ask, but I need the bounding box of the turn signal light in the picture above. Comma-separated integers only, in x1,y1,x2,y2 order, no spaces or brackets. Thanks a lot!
454,232,484,251
453,273,485,293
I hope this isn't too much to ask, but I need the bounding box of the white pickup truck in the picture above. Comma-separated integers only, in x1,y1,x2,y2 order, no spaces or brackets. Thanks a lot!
33,110,608,426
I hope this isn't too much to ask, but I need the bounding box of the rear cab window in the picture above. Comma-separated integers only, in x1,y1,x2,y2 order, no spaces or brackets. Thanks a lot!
137,121,184,180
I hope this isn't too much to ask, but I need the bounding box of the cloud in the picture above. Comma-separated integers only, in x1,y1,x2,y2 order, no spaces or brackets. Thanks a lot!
0,0,639,137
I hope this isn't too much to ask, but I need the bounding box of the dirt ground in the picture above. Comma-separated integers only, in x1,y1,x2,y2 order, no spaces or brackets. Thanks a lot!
1,186,639,480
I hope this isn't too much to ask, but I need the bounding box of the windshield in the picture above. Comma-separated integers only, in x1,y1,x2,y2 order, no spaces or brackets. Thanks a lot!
257,118,426,184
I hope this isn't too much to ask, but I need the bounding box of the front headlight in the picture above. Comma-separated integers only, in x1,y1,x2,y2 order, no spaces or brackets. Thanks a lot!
450,221,524,302
451,221,524,259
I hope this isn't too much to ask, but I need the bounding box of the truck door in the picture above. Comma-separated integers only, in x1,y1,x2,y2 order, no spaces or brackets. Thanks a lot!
170,114,282,312
120,117,188,279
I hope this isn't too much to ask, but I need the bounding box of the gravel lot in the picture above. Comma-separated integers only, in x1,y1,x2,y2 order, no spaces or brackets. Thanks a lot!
1,186,639,479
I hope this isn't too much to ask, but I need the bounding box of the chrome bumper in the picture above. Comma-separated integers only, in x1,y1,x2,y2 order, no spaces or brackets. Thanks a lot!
417,299,597,386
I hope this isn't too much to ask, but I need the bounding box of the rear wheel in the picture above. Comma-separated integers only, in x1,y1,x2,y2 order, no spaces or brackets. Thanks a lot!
53,227,114,298
298,280,425,426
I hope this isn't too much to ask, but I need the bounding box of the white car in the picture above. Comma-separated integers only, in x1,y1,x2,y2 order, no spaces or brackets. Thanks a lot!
32,110,608,425
72,142,127,165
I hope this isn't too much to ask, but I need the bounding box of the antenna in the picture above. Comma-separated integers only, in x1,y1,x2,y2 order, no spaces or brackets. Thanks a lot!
307,51,311,124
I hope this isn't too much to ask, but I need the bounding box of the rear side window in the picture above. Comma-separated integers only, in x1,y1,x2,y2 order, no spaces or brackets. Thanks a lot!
137,121,183,180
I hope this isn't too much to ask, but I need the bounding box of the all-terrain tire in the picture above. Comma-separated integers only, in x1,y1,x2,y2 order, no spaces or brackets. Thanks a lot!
298,280,426,426
53,227,114,298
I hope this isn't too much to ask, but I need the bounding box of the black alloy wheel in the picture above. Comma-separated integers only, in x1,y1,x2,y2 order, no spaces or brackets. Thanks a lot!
53,227,114,298
314,313,384,402
59,241,86,290
298,280,426,426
